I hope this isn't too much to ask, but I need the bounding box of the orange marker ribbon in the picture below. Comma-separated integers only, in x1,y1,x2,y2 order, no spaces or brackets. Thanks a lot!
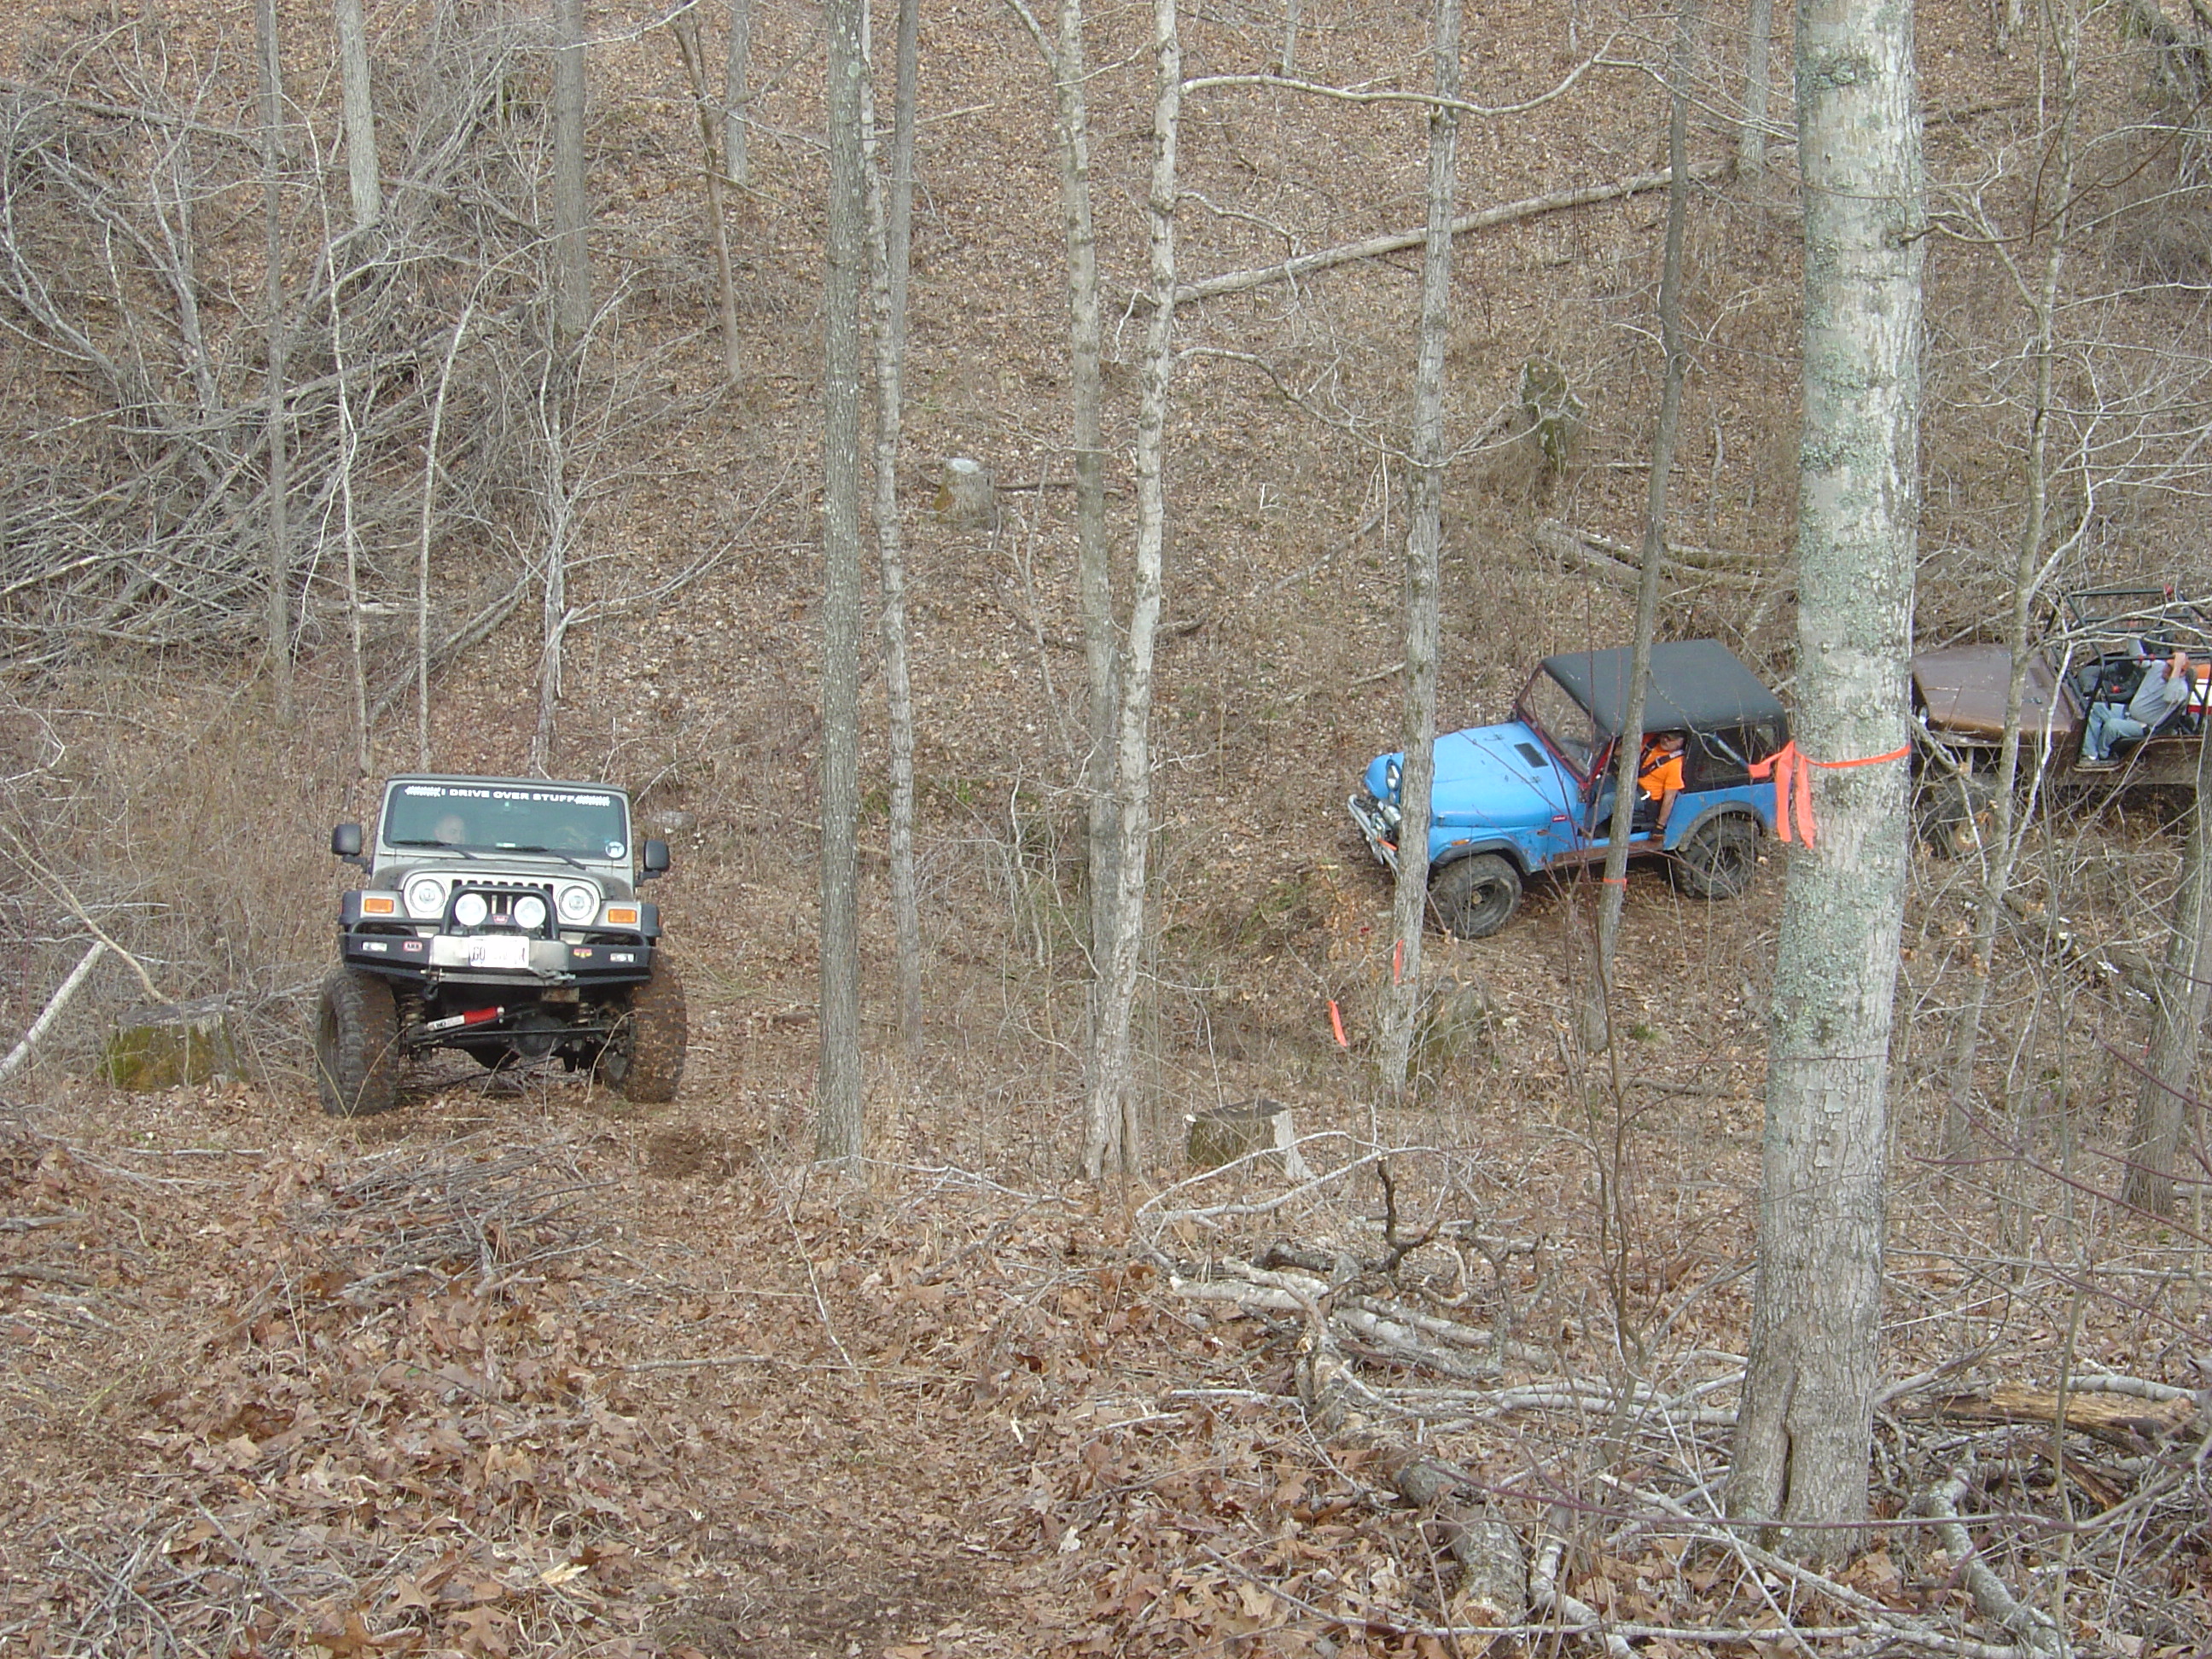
1328,999,1349,1050
1748,740,1912,847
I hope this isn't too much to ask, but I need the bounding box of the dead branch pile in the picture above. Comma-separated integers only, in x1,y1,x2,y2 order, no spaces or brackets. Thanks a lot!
1122,1147,2212,1658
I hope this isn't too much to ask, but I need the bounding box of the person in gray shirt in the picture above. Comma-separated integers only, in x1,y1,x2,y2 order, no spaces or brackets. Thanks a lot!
2082,648,2192,764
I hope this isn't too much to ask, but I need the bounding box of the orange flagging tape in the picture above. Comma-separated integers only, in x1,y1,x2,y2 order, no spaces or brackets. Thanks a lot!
1748,740,1912,847
1329,1000,1348,1049
1392,938,1404,985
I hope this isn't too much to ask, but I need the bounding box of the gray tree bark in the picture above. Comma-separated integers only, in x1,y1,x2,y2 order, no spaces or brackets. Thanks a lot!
1377,0,1461,1093
1738,0,1774,177
334,0,383,230
1728,0,1923,1562
863,13,924,1068
1007,0,1115,1161
2127,713,2212,1214
815,0,869,1165
1590,0,1701,1051
257,0,292,719
725,0,754,188
1084,0,1179,1184
551,0,591,349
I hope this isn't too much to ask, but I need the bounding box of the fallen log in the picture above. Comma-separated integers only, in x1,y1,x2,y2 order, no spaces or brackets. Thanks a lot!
0,940,106,1086
1917,1380,2200,1449
1177,162,1729,305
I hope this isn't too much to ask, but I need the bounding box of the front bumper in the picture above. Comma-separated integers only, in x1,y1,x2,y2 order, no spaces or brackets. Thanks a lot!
1347,793,1400,871
341,930,654,986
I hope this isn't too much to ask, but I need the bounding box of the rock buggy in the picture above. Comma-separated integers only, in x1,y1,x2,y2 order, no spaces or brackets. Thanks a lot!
1349,641,1790,938
316,776,686,1115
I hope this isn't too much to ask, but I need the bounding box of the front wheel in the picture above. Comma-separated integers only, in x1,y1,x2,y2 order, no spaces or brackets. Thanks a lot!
314,967,402,1116
603,957,688,1103
1671,813,1757,900
1429,854,1522,940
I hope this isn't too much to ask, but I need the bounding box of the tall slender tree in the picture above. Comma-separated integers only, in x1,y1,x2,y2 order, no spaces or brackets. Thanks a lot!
1084,0,1179,1183
552,0,591,349
816,0,870,1164
862,9,925,1066
1588,0,1701,1050
1377,0,1462,1091
257,0,293,718
1728,0,1924,1560
1007,0,1115,1162
334,0,383,230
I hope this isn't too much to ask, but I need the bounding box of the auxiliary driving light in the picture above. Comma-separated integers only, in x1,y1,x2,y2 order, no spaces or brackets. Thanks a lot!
513,894,549,931
452,892,490,928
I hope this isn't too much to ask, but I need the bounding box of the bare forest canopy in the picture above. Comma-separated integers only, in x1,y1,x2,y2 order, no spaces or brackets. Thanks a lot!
3,0,2212,1653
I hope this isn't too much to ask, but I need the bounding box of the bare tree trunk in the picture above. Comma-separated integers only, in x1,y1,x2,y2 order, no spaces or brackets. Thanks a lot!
1589,0,1701,1052
1728,0,1922,1563
1084,0,1179,1185
328,252,371,780
1008,0,1116,1155
1738,0,1774,177
725,0,754,188
1377,0,1461,1093
257,0,292,719
671,9,742,381
863,17,924,1068
2127,718,2212,1214
418,301,474,769
334,0,383,230
552,0,591,350
532,367,573,777
888,0,919,362
815,0,869,1166
1943,11,2081,1161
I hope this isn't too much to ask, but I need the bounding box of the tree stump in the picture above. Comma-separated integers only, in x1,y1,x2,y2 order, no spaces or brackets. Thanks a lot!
1186,1097,1311,1179
934,456,995,528
102,998,238,1090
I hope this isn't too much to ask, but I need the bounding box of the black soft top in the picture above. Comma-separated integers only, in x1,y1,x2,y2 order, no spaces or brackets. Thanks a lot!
1540,640,1785,740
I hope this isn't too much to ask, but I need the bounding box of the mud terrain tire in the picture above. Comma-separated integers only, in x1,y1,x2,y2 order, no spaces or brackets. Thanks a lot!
1429,853,1522,940
607,957,688,1103
1672,813,1757,900
315,967,402,1117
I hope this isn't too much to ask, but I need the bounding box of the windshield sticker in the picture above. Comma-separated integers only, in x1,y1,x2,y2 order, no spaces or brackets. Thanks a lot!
398,783,612,807
606,841,626,860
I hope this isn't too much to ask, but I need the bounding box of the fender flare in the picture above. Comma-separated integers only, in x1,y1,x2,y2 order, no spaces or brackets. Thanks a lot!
1428,839,1532,878
1668,801,1762,853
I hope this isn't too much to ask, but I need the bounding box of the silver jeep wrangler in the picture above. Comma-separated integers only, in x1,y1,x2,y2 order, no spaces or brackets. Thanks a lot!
316,775,686,1115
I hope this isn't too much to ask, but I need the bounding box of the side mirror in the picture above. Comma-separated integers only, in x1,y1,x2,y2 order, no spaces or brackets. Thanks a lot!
639,838,671,882
331,823,364,863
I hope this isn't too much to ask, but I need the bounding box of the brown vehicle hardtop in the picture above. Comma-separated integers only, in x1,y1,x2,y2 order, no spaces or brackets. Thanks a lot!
1910,585,2212,767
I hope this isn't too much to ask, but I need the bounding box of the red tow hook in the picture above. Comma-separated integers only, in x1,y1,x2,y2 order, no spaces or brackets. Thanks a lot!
422,1005,505,1033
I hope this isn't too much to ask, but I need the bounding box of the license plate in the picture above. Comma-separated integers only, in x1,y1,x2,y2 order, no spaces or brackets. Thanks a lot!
433,934,530,970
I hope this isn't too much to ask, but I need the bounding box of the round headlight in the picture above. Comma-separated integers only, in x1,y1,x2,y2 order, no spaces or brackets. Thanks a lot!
1384,759,1403,795
513,894,548,931
557,883,597,923
452,892,489,929
405,876,445,919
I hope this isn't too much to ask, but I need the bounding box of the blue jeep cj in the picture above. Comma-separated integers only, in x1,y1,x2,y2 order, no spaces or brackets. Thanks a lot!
1349,640,1790,937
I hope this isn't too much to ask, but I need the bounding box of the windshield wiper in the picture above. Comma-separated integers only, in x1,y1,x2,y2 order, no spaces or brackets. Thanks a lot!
501,844,591,871
390,838,480,859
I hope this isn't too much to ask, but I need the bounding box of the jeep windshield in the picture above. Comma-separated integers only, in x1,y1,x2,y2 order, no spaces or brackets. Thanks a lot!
383,782,631,862
1520,667,1598,778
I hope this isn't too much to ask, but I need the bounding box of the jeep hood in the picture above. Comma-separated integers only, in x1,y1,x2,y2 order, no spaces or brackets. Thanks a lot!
1911,644,2078,741
1430,721,1580,827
